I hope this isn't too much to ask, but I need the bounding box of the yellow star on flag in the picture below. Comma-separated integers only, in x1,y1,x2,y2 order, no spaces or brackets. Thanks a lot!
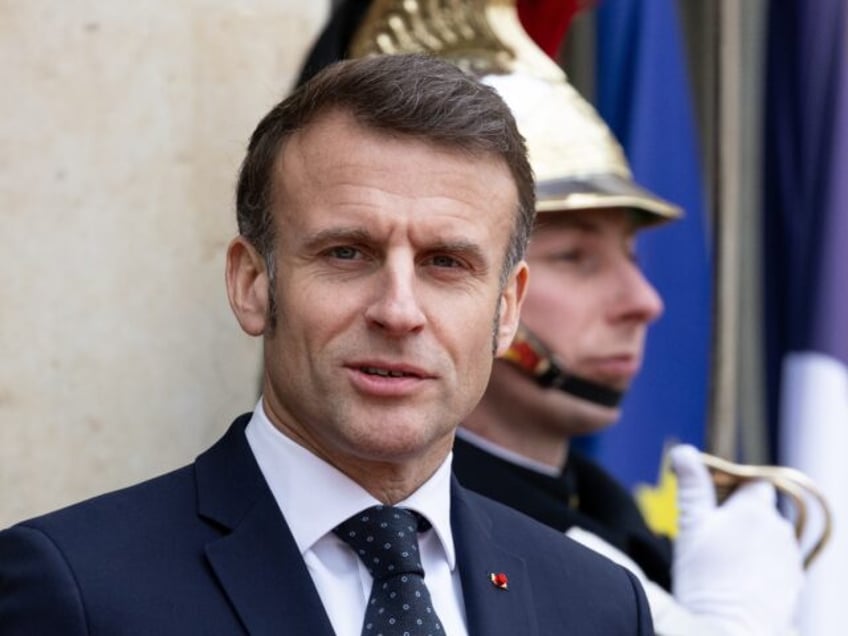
634,452,679,538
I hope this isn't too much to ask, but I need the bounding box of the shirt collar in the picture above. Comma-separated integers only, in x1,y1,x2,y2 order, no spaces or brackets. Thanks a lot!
245,397,457,569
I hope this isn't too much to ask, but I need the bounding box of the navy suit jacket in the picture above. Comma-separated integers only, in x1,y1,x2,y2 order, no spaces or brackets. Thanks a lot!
0,415,653,634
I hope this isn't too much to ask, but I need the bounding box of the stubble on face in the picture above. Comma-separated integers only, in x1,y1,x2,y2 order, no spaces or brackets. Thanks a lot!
256,111,522,501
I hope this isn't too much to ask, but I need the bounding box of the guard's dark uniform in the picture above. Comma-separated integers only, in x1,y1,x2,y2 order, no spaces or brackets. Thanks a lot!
453,435,673,591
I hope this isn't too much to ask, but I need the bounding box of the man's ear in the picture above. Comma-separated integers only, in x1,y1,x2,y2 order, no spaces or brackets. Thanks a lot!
225,236,269,336
495,260,529,357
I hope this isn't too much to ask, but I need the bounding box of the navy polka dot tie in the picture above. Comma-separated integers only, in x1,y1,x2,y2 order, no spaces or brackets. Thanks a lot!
334,505,445,636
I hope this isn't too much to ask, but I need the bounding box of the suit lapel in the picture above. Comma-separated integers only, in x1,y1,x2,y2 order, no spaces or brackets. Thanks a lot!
451,480,540,636
195,417,335,636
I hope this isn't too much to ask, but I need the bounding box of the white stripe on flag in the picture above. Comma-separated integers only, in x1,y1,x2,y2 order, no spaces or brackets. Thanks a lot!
781,351,848,635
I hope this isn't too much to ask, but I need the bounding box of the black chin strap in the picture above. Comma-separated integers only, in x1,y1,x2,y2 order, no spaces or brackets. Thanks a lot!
503,326,624,409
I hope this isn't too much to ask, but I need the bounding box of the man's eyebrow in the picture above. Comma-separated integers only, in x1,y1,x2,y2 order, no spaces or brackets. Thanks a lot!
427,239,488,260
302,227,374,251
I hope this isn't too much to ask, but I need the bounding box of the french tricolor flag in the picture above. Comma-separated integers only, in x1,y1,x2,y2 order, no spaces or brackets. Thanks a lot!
764,1,848,631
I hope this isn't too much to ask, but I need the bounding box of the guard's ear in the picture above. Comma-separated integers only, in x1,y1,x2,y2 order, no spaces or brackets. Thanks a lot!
225,236,269,336
495,260,529,356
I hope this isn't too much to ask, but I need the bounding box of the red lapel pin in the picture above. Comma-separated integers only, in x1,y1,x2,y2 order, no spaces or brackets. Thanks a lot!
489,572,508,590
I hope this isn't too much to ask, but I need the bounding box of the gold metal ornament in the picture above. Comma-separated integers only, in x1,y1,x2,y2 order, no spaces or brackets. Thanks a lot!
700,452,833,568
349,0,564,80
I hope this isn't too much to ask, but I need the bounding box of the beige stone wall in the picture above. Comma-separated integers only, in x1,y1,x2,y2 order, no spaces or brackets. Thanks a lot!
0,0,329,528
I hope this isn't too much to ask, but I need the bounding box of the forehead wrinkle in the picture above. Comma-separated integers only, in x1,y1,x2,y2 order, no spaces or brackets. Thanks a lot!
271,115,363,212
280,157,490,223
282,113,512,203
272,112,517,268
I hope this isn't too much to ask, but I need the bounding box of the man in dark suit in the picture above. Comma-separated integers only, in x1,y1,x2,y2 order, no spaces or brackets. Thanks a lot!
0,53,653,634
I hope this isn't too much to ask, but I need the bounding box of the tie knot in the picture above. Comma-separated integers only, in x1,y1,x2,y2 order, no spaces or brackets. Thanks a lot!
334,505,427,580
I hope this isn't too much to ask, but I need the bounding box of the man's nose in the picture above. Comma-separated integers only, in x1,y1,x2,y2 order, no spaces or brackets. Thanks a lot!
363,259,427,335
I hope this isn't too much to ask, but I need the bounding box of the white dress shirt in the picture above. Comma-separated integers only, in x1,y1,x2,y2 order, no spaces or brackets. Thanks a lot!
245,398,469,636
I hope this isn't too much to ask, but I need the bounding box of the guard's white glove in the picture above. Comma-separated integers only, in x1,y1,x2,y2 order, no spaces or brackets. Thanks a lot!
670,444,804,636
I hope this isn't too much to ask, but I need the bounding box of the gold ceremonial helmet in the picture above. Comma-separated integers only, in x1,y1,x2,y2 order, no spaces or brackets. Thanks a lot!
349,0,832,568
349,0,681,224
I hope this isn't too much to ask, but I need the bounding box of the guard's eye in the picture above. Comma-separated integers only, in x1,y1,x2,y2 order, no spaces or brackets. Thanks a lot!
554,249,582,262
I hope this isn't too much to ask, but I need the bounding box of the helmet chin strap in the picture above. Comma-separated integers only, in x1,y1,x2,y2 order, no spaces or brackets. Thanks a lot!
503,325,624,408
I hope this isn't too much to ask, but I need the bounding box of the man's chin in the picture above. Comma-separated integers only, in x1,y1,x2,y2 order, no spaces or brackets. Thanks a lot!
558,398,622,437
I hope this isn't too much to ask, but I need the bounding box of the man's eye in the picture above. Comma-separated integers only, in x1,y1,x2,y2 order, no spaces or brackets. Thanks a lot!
429,254,462,268
329,246,360,260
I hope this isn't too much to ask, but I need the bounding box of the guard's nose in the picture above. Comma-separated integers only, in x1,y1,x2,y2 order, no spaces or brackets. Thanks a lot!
609,260,664,325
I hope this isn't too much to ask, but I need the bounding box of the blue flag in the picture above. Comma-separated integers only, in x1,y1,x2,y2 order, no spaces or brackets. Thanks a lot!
575,0,712,489
764,0,848,629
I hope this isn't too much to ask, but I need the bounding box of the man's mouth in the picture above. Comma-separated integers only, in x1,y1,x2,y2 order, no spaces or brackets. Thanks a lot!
360,366,418,378
347,363,431,397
